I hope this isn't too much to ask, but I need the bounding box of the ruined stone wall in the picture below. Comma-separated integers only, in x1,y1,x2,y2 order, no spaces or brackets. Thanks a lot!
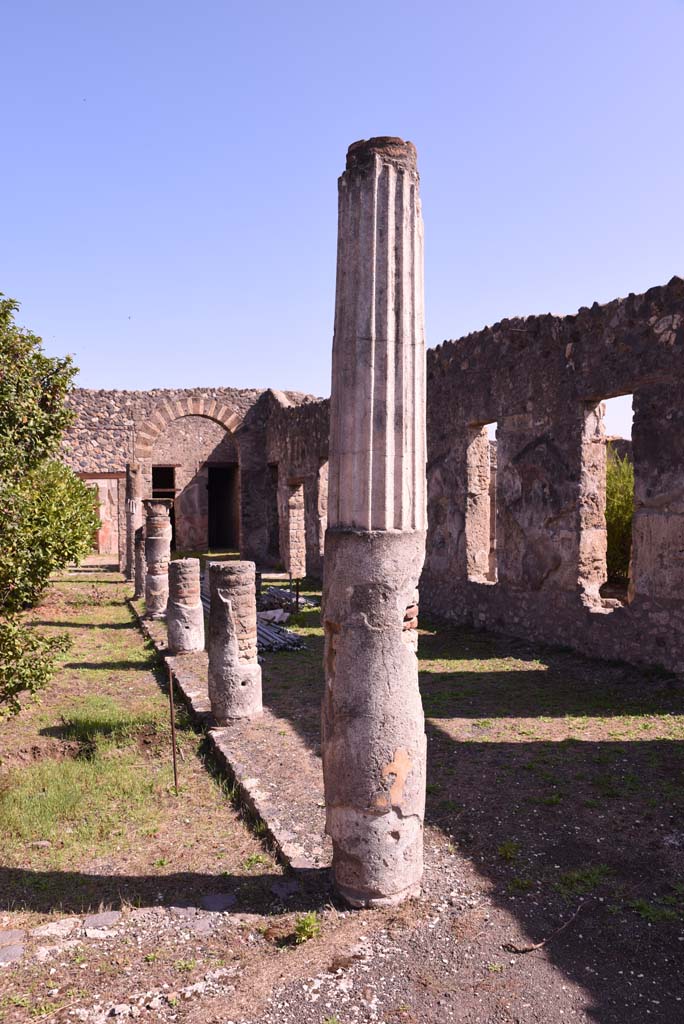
62,386,311,567
62,387,261,474
423,276,684,674
148,415,238,551
266,398,329,578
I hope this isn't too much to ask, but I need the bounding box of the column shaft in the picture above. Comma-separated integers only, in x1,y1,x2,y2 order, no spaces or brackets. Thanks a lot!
207,561,262,723
143,500,172,619
322,137,427,907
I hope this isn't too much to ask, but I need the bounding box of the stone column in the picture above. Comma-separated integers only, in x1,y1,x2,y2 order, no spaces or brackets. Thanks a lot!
167,558,205,654
133,526,146,600
125,463,144,581
322,137,427,908
207,561,262,723
143,499,172,619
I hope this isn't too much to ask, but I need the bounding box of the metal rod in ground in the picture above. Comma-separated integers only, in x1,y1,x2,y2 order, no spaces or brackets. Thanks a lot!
289,573,294,612
167,663,179,795
295,578,300,613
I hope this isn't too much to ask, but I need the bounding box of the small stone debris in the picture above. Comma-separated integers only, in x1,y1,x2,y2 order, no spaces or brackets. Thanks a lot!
109,1004,131,1017
35,939,82,963
84,910,121,929
200,574,305,652
31,917,80,939
0,928,26,947
0,943,24,965
85,927,118,940
258,608,290,624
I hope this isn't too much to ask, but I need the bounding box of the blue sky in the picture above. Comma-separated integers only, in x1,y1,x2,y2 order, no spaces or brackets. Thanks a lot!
2,1,682,437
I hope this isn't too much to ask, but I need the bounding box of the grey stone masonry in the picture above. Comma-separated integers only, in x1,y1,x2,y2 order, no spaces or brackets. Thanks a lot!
322,137,428,908
207,561,262,723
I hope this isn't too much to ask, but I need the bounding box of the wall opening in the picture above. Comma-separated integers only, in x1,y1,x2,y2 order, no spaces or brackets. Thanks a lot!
208,464,239,551
581,396,634,606
152,465,175,498
601,395,634,604
152,465,176,549
465,422,498,583
266,463,280,563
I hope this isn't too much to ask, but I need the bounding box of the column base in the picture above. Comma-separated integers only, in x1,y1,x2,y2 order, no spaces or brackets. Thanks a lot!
336,879,421,909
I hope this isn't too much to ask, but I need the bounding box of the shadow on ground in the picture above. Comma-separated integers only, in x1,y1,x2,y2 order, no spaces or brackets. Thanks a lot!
0,866,330,917
256,612,684,1023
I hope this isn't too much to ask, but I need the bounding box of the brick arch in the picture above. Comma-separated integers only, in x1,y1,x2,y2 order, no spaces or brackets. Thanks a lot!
134,397,244,461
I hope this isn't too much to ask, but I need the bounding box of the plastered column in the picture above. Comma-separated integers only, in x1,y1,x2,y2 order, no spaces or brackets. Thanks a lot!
167,558,205,654
143,499,172,619
125,463,144,581
207,561,262,723
322,137,427,907
133,526,146,600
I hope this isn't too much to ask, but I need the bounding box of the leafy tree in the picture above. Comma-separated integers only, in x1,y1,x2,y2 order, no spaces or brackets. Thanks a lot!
0,461,100,612
0,296,76,479
0,294,100,719
605,447,634,581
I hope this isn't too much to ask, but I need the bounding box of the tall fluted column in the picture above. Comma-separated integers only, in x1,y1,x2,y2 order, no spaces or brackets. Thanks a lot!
322,137,427,908
143,500,172,619
167,558,205,654
207,561,262,723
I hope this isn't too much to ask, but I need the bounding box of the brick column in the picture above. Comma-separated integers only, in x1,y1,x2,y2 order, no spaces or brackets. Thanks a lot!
207,561,262,722
143,500,172,619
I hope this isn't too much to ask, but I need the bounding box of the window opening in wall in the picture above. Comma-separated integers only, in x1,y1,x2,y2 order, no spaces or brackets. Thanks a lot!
601,395,634,604
152,466,175,499
152,466,176,549
582,396,634,607
267,464,280,563
465,422,498,584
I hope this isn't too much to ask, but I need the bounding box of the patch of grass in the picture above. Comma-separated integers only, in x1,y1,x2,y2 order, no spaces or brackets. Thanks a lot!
57,694,165,749
508,876,534,894
294,911,321,944
497,840,520,861
627,898,681,923
174,958,197,972
243,853,269,870
555,864,611,898
0,750,159,859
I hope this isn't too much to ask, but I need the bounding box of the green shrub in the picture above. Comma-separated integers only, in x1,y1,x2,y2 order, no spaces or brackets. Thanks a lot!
0,295,76,478
0,460,100,612
0,618,69,721
0,293,100,717
605,448,634,581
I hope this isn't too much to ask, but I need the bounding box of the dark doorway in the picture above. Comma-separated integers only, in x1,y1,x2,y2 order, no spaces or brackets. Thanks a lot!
152,465,176,549
208,465,239,549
